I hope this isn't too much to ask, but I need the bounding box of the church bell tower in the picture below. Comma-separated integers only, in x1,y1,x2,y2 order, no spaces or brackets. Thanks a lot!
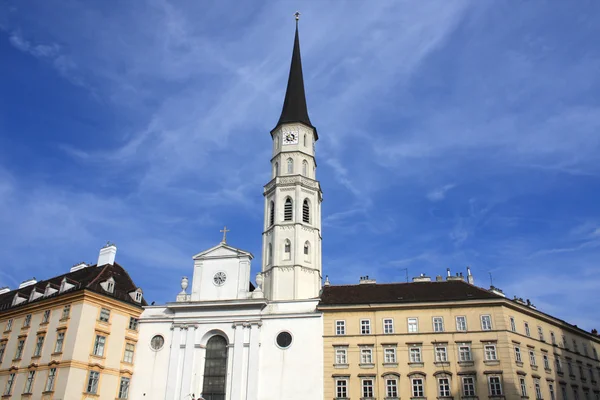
261,15,323,301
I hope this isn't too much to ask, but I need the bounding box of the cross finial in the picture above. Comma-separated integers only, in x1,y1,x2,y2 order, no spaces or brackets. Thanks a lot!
220,226,230,243
294,11,301,22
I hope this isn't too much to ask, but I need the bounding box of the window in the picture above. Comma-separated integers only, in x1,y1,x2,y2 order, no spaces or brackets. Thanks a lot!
556,357,563,373
573,339,579,353
583,343,588,357
134,291,142,302
302,199,310,223
408,317,418,333
386,378,398,398
99,308,111,322
384,347,396,363
433,316,444,332
15,339,25,359
360,348,373,364
488,376,503,396
439,377,451,397
119,377,130,399
5,319,12,331
520,377,528,397
435,346,448,362
335,348,347,365
284,198,293,221
269,201,275,226
202,335,228,399
412,378,425,397
360,319,371,335
525,322,531,337
87,371,100,394
544,354,550,369
24,313,32,327
549,383,555,400
574,387,580,400
568,362,574,376
383,318,394,334
4,373,15,396
579,365,584,380
106,279,115,293
484,344,498,361
529,349,537,366
456,316,467,331
274,162,279,177
287,158,293,174
551,331,556,345
335,320,345,335
268,243,273,265
562,335,567,349
123,343,135,363
45,368,57,392
303,241,310,259
462,376,476,397
410,346,422,363
284,239,291,260
362,379,374,398
34,335,45,357
458,343,472,362
62,305,71,319
93,335,106,357
55,332,65,353
24,370,35,394
302,160,308,177
535,379,543,400
594,348,598,360
275,136,279,149
510,317,516,332
128,317,138,331
0,341,5,363
561,385,568,400
481,315,492,330
538,326,545,341
589,368,594,382
515,346,523,363
42,310,51,323
335,379,347,399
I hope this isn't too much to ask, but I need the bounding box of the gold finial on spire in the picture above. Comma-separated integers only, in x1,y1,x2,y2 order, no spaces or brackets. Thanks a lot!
220,226,230,244
294,11,301,21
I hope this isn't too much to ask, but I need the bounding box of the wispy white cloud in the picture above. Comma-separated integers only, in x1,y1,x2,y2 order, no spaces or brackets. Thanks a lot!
427,184,456,202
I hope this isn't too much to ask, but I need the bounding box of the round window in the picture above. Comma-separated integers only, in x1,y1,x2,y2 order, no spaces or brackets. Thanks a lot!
150,335,165,351
276,331,293,349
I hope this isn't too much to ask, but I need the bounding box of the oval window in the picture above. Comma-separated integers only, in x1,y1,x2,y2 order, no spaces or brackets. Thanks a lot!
151,335,165,351
276,331,293,349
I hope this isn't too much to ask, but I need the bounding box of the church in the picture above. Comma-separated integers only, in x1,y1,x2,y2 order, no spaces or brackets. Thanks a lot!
129,16,325,400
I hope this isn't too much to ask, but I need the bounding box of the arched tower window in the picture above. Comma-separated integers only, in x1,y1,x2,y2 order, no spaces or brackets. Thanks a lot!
275,135,280,149
304,241,310,262
274,162,279,177
287,158,293,174
202,335,228,400
284,240,291,260
284,198,293,221
302,199,310,223
269,201,275,226
304,134,307,147
302,160,308,177
268,244,272,265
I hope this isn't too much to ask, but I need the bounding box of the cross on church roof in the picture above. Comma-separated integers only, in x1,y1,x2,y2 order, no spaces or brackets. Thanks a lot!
220,226,230,244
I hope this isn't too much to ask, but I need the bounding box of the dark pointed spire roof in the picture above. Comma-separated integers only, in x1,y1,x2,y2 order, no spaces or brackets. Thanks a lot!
274,19,316,136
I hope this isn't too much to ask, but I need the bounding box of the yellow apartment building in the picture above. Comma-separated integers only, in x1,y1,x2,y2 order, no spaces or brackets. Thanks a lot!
0,244,145,400
318,270,600,400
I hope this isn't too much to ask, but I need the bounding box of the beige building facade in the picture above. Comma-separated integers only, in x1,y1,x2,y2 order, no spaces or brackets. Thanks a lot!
319,273,600,400
0,245,144,400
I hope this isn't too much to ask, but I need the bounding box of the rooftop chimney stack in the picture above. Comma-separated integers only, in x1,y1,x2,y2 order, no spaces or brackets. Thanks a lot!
466,266,474,285
98,243,117,266
447,268,451,277
359,275,376,284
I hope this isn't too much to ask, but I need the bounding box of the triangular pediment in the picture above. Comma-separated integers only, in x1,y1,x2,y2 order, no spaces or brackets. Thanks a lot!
192,242,253,260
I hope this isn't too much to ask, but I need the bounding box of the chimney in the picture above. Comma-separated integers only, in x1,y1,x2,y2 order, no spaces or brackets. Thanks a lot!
447,268,451,277
70,262,88,272
324,275,331,287
19,278,37,289
0,287,10,295
359,275,376,284
98,243,117,266
466,266,474,284
412,274,431,282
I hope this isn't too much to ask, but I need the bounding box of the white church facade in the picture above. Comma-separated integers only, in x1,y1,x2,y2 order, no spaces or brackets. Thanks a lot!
129,17,324,400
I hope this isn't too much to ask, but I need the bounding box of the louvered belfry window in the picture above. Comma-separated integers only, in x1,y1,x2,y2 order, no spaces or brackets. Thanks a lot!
202,335,228,400
284,198,293,221
302,199,310,223
269,201,275,226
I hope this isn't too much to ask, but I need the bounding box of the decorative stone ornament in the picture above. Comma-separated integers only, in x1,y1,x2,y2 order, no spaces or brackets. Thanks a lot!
180,276,189,293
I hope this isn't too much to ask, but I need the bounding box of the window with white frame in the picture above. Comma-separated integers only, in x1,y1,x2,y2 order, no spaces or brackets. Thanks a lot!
123,343,135,363
458,343,472,362
538,326,545,341
62,305,71,319
385,377,398,398
42,310,51,323
519,377,528,397
15,339,24,359
488,375,503,396
556,357,563,373
529,349,537,366
362,379,374,398
408,317,418,333
456,316,467,331
336,320,346,335
34,335,45,357
383,318,394,334
87,371,100,394
462,376,476,397
23,313,31,327
24,371,35,394
119,376,130,399
438,377,451,397
412,377,425,397
360,347,373,364
55,331,65,353
4,373,15,396
510,316,517,332
549,383,555,400
409,346,422,363
99,308,111,322
515,346,522,363
535,378,543,400
360,319,371,335
484,344,498,361
481,315,492,330
433,317,444,332
5,319,12,331
93,334,106,357
384,347,396,363
129,317,138,331
45,367,57,392
335,378,348,399
544,354,550,370
435,346,448,362
525,322,531,337
335,347,347,365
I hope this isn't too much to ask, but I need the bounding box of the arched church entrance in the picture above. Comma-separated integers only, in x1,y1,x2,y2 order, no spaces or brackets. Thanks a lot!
201,335,228,400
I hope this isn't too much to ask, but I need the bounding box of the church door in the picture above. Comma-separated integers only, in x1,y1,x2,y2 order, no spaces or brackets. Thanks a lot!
202,335,228,400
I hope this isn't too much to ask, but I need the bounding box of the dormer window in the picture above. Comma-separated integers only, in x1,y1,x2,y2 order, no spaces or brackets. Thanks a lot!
101,277,115,294
129,288,143,303
60,278,67,293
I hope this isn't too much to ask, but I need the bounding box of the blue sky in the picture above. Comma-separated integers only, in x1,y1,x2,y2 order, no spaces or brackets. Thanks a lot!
1,1,599,330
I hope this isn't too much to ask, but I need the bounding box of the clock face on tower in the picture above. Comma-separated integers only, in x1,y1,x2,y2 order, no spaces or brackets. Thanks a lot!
213,271,227,286
282,128,299,145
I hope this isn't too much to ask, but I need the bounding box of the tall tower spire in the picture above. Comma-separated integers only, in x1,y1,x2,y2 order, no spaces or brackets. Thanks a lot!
261,15,323,301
